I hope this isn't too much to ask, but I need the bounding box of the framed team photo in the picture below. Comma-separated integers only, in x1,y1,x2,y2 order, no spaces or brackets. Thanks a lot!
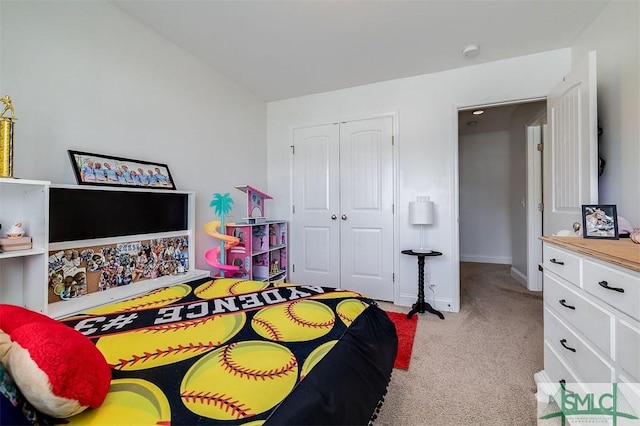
581,204,619,239
68,150,176,190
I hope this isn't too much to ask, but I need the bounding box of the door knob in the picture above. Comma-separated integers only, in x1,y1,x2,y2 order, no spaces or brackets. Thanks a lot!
331,214,337,220
341,215,348,220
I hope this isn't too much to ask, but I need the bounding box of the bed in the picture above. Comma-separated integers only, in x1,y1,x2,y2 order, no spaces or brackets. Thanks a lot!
1,276,397,425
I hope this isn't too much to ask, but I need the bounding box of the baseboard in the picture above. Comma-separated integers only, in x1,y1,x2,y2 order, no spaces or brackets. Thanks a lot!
459,254,512,265
534,370,554,403
396,292,455,313
510,267,527,287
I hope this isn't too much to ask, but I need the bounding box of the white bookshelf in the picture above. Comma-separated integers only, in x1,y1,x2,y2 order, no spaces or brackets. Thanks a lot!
0,180,209,317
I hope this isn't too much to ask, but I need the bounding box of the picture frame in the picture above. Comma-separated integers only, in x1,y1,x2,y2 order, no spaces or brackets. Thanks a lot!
68,150,176,190
581,204,618,239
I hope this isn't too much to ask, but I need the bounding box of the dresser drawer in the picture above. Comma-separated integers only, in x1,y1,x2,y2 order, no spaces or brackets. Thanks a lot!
543,341,584,395
543,244,581,286
544,273,613,357
544,307,614,383
617,318,640,382
583,259,640,321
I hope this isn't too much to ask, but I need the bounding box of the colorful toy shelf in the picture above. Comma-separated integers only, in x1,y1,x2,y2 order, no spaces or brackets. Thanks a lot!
204,185,287,283
224,221,288,283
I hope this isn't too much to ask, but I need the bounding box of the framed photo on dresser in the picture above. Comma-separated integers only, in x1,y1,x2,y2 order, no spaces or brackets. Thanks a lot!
581,204,618,239
68,150,175,190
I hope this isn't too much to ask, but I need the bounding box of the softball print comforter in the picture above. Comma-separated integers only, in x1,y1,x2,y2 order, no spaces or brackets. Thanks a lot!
59,277,398,425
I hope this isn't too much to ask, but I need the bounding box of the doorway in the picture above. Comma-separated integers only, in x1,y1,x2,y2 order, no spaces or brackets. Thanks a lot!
457,100,546,292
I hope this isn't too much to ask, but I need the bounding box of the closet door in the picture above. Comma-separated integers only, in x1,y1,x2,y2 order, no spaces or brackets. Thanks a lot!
339,117,394,301
291,124,341,286
291,117,394,302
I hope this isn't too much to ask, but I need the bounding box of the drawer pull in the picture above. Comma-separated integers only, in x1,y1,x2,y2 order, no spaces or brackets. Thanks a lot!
598,280,625,293
560,339,576,353
559,299,576,310
550,258,565,265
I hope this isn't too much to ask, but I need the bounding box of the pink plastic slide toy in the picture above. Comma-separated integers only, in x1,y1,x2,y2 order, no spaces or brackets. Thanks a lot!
203,221,240,274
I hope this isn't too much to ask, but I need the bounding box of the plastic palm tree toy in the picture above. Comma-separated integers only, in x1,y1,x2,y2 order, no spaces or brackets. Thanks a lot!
210,193,234,272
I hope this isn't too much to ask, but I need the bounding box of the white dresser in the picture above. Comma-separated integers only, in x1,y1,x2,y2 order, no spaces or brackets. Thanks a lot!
535,236,640,403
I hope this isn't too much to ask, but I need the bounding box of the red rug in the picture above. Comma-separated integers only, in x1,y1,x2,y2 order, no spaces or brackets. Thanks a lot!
385,311,418,370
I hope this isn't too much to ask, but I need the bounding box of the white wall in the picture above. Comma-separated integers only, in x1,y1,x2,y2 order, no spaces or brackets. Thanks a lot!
0,1,267,273
268,49,571,312
573,0,640,226
459,131,512,265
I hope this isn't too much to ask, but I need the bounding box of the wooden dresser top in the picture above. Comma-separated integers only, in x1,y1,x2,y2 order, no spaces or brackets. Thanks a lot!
541,236,640,273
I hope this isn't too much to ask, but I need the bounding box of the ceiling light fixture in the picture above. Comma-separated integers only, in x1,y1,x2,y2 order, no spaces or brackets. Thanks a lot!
462,44,480,58
472,110,484,115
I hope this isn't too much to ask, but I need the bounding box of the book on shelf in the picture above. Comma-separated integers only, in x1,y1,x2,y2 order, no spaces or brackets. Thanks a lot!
0,236,33,252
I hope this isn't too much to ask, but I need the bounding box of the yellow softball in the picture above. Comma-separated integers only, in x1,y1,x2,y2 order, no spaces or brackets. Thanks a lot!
84,284,191,315
300,340,337,380
97,312,246,370
251,300,335,342
67,378,170,425
336,299,368,327
310,290,363,300
195,278,270,299
180,341,298,421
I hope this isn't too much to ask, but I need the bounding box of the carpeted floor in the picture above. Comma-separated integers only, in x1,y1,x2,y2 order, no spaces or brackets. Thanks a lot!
376,262,543,425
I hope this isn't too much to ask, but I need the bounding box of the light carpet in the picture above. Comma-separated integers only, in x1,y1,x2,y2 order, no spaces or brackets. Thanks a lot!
376,262,544,425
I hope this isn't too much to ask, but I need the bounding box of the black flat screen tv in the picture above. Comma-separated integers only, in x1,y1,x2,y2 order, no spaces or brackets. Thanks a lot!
49,188,188,243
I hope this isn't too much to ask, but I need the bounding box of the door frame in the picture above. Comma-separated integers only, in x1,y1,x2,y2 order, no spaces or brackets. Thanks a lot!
525,111,546,292
452,97,546,311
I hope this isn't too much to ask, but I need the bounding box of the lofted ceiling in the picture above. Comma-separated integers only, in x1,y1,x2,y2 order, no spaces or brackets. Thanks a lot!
112,0,609,102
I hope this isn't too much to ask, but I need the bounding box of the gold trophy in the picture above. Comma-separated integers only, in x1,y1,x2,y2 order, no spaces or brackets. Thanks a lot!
0,95,17,178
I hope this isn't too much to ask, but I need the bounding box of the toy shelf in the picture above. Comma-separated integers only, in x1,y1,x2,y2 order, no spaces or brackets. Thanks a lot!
224,220,288,283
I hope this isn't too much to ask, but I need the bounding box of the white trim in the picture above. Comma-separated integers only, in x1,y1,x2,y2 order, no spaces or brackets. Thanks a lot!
534,370,554,404
451,104,461,312
48,230,190,251
526,122,545,291
460,255,512,265
510,266,527,287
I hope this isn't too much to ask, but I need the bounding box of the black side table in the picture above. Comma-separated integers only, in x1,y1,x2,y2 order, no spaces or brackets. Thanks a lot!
401,249,445,320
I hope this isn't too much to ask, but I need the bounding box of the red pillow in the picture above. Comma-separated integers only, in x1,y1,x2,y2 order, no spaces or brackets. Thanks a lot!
0,304,111,417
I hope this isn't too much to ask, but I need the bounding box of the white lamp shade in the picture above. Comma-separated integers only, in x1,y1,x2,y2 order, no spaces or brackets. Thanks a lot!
409,200,434,225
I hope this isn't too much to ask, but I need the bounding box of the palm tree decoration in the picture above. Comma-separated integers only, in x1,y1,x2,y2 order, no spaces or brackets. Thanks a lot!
210,193,234,274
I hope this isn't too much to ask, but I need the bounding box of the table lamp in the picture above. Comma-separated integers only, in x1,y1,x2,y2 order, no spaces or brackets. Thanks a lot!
409,196,434,253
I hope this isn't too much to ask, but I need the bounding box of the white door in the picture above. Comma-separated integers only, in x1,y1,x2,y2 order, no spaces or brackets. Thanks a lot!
543,51,598,235
339,118,394,300
291,117,395,301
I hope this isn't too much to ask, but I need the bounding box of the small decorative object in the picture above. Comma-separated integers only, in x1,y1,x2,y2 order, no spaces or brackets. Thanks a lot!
0,304,111,417
409,196,435,253
0,94,17,178
67,150,176,190
581,204,619,239
234,185,272,223
203,192,239,278
5,222,24,238
631,229,640,244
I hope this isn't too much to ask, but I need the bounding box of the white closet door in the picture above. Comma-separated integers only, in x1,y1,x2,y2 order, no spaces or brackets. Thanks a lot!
543,51,598,235
291,124,341,286
339,117,394,301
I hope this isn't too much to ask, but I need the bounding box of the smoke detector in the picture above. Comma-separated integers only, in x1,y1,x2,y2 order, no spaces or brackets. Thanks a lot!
462,44,480,58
